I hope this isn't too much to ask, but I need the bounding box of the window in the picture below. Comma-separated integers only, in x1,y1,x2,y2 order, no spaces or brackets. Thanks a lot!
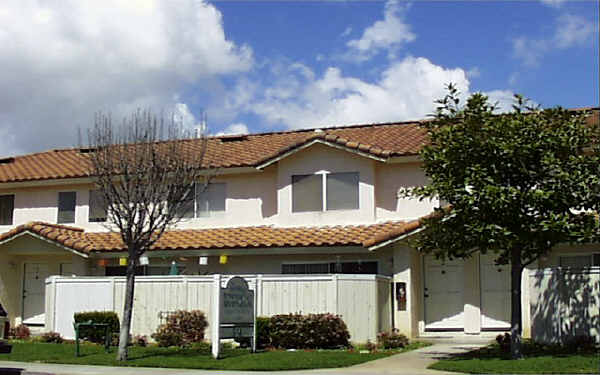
197,183,226,217
292,174,322,212
88,190,107,222
105,265,184,276
282,261,377,274
0,194,14,225
559,253,600,268
326,172,359,210
291,172,359,213
178,183,227,219
57,192,76,224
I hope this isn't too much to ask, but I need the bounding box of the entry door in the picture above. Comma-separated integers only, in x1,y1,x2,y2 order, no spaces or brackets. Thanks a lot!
480,253,511,329
424,256,465,330
22,263,50,325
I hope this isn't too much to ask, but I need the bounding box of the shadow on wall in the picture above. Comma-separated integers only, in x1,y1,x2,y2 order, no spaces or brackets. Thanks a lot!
530,268,599,344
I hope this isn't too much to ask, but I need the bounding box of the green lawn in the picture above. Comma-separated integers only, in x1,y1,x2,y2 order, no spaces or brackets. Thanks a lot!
0,341,429,371
429,342,600,374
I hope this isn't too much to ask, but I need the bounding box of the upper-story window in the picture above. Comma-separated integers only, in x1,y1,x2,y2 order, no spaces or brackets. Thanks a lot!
0,194,14,225
559,253,600,268
179,183,226,219
57,191,76,224
89,190,107,222
292,172,359,212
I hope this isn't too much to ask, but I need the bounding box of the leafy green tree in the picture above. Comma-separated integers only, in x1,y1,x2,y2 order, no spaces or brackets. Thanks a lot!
402,85,599,359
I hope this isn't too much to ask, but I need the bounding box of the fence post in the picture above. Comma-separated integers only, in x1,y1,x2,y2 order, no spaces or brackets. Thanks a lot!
256,274,263,316
211,274,221,359
332,274,339,315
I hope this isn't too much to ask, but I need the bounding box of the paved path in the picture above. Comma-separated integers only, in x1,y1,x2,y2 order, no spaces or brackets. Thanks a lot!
0,337,492,375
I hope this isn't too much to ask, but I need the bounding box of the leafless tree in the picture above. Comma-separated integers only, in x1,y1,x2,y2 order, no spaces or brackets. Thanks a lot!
87,110,208,361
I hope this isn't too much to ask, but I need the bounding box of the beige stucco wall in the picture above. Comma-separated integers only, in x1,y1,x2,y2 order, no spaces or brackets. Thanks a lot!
375,163,438,221
0,145,439,232
0,234,85,325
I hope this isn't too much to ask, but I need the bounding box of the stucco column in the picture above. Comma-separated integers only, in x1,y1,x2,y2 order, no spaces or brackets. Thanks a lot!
463,254,481,334
392,244,414,338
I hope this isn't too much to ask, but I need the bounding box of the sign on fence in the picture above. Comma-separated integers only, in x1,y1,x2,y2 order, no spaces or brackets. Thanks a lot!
212,275,256,359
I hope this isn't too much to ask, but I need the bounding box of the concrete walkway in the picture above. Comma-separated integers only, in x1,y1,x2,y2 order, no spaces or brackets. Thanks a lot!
0,336,493,375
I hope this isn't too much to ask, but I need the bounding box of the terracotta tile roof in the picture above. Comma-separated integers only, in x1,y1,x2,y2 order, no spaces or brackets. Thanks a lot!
0,120,429,183
0,108,596,184
0,220,427,255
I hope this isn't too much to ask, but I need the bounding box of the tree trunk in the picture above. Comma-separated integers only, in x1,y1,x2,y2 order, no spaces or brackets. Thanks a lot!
116,257,136,361
510,248,523,360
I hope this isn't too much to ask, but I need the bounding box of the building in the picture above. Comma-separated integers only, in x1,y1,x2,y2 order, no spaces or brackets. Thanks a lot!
0,110,598,342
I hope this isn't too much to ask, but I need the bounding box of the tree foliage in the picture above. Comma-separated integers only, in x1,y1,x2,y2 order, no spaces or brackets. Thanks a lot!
401,85,599,358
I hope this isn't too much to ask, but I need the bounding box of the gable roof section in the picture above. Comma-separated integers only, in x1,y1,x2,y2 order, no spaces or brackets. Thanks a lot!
0,220,427,255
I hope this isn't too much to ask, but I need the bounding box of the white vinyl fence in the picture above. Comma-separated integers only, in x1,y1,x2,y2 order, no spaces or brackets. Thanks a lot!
529,267,600,344
45,274,392,343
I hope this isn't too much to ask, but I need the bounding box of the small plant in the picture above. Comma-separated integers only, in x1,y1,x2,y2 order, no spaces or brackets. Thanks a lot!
234,316,271,349
74,311,120,344
151,310,208,347
132,334,148,347
40,331,63,344
365,340,377,352
9,324,30,340
496,333,511,353
377,329,409,349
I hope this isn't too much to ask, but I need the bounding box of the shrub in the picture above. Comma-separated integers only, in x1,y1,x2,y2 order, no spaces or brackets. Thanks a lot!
269,313,350,349
151,310,208,347
9,324,30,340
40,331,63,344
496,333,511,353
73,311,120,344
377,329,409,349
564,335,597,352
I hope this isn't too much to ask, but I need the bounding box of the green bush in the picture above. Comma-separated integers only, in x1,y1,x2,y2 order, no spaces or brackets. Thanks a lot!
234,316,271,349
40,331,63,344
269,313,350,349
151,310,208,347
377,329,409,349
73,311,120,344
496,333,511,353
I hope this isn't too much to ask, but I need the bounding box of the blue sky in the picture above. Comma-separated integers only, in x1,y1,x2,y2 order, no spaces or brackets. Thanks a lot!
0,0,597,156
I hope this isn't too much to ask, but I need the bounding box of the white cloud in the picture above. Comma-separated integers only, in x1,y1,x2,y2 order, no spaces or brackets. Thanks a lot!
0,0,252,156
250,56,471,129
540,0,566,8
345,0,415,62
215,123,249,136
341,27,352,37
512,13,594,66
483,90,517,113
466,67,481,79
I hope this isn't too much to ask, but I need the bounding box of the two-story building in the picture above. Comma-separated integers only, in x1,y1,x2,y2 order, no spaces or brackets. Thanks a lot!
0,110,598,342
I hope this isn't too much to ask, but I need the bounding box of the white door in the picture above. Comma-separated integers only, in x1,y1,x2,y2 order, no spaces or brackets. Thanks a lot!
22,263,50,325
480,253,511,329
424,256,465,330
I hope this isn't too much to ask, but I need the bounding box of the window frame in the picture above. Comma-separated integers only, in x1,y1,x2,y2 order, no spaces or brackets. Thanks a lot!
281,260,378,275
0,194,15,225
178,182,227,219
88,190,107,223
291,172,360,213
57,191,76,224
559,253,600,268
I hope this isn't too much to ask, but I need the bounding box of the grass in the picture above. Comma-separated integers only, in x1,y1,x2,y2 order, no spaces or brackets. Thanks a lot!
429,340,600,374
0,341,430,371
